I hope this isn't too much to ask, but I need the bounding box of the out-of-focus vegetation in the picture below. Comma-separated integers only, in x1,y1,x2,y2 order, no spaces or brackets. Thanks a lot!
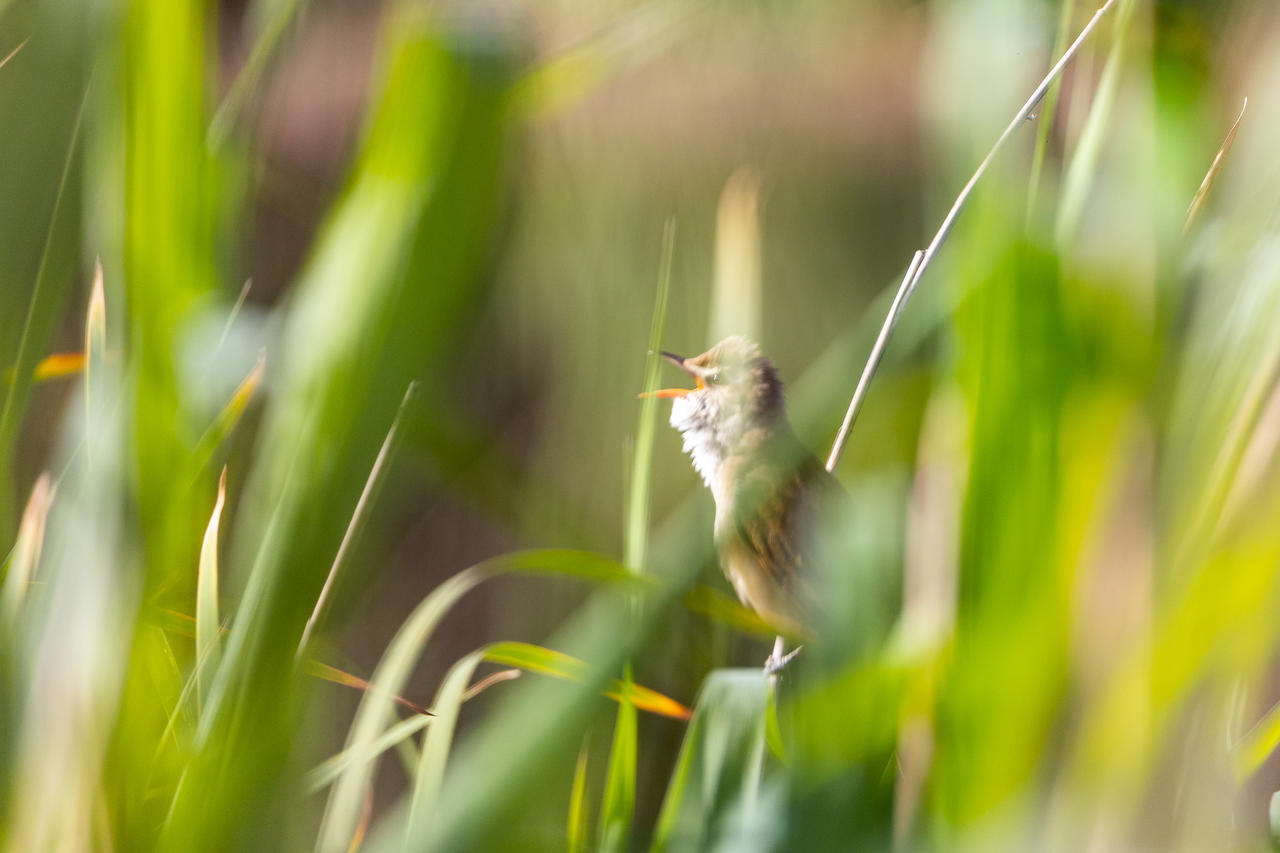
2,0,1280,850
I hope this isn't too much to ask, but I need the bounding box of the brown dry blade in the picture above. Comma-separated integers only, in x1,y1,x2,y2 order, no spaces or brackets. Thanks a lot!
462,668,522,701
144,607,437,717
303,660,434,717
307,660,520,717
1185,98,1248,232
0,38,28,73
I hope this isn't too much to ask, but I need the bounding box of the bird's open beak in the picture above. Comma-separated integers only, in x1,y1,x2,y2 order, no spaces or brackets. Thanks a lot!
638,351,704,398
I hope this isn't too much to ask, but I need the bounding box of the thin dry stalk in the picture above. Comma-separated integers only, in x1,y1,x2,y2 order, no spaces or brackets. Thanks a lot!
825,0,1120,472
0,38,29,73
1184,98,1248,232
826,251,923,472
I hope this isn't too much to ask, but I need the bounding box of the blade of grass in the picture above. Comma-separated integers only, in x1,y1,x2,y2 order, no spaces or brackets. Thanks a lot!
568,738,591,853
370,506,717,853
1234,694,1280,782
298,383,418,659
121,0,221,705
1184,98,1248,232
214,279,253,354
484,641,691,720
406,649,487,842
1173,347,1280,575
1056,0,1138,244
208,0,308,146
316,549,643,853
150,635,451,817
182,18,519,831
84,259,106,419
393,723,423,785
316,568,485,853
313,660,517,720
1219,370,1280,532
0,88,87,541
6,273,126,852
599,674,638,853
1,473,54,620
651,670,770,852
601,219,676,851
148,628,229,791
628,218,676,575
304,660,432,717
145,604,438,717
462,669,523,701
0,37,29,72
310,716,433,795
350,787,375,853
611,684,697,721
710,168,762,344
195,469,226,709
191,353,265,472
484,641,594,679
82,261,108,467
315,633,692,845
306,669,521,795
7,352,89,384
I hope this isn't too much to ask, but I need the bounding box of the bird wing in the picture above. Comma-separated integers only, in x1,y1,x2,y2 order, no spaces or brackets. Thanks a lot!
719,442,841,635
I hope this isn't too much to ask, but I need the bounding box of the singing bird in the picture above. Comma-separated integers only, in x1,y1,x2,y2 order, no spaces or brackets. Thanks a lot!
644,336,844,669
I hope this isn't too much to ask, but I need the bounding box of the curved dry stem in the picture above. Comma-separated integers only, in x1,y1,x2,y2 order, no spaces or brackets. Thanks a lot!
824,0,1120,472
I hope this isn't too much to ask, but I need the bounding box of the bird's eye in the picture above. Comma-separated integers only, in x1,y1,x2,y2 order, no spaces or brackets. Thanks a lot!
707,372,722,386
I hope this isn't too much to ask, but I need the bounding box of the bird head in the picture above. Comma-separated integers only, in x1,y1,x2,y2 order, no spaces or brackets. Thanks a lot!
641,335,785,492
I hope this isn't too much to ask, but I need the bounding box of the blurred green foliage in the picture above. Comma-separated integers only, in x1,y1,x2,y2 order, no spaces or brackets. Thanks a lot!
2,0,1280,851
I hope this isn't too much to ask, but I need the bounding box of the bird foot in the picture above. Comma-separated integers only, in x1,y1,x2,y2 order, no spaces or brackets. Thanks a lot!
764,644,803,676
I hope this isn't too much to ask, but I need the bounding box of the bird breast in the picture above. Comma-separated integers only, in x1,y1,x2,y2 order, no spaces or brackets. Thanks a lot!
670,392,729,502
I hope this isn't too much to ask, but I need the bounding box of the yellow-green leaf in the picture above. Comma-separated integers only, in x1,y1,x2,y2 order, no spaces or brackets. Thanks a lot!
568,738,590,853
195,468,226,708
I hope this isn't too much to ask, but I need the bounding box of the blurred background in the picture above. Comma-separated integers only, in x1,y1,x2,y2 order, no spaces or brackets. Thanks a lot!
3,0,1280,850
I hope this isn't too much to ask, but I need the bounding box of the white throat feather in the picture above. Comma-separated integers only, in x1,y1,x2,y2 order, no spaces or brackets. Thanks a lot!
669,391,747,504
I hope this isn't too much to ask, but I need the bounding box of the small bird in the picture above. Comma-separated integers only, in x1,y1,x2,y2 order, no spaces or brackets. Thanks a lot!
643,336,845,670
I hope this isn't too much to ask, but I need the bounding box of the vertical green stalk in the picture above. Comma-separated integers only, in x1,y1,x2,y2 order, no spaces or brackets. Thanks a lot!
599,684,639,852
123,0,218,594
600,220,676,851
103,2,221,844
626,218,677,576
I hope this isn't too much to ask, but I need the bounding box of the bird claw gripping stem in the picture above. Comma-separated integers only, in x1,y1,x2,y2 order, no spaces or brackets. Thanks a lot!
764,644,803,677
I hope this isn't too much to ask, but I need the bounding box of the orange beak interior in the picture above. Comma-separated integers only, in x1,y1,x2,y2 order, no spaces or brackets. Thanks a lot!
639,383,699,399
